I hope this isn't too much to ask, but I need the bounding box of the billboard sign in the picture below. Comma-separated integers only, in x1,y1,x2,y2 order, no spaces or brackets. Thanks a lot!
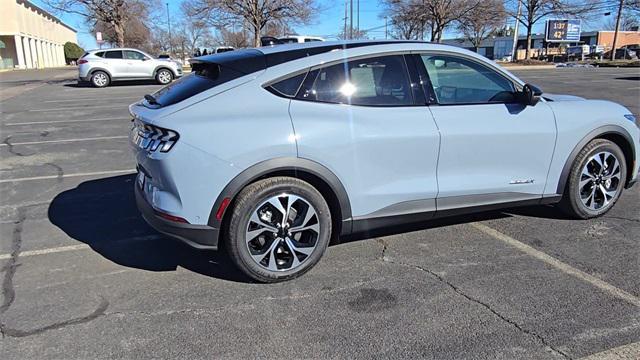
546,19,581,42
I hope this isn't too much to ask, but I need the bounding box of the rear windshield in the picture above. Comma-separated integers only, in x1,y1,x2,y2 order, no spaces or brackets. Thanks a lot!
148,49,266,108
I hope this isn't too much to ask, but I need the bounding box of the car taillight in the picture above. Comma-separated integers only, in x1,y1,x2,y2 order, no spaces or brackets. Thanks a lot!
131,121,179,153
78,59,88,64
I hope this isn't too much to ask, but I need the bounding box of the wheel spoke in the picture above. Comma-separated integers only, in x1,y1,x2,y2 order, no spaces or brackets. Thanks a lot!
290,223,320,234
266,197,287,216
579,177,593,190
249,213,278,233
591,153,604,174
284,195,302,226
251,238,280,271
285,237,315,256
284,238,302,267
599,184,616,201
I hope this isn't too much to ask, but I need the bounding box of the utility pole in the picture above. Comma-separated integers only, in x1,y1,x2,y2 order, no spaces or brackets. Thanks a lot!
385,16,388,40
511,0,521,62
166,3,172,55
349,0,353,39
610,0,624,61
344,0,348,39
357,0,360,35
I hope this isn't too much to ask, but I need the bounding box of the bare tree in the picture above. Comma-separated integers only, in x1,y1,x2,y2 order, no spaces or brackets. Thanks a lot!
457,0,505,50
507,0,595,59
216,28,251,48
605,13,639,31
183,0,319,47
382,0,482,43
43,0,158,47
337,28,369,40
382,0,425,40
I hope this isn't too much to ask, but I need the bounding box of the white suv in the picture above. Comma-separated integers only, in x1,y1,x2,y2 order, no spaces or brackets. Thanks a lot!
78,48,183,88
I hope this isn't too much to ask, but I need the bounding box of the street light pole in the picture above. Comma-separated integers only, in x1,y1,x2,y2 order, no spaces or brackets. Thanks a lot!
610,0,624,61
166,3,172,55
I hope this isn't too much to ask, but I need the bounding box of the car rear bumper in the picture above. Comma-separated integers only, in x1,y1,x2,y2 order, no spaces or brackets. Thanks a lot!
135,184,220,250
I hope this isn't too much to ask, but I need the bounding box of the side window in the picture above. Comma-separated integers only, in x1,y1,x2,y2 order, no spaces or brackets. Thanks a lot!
105,51,123,59
268,72,307,97
94,51,105,58
421,55,516,105
125,50,146,60
298,55,413,106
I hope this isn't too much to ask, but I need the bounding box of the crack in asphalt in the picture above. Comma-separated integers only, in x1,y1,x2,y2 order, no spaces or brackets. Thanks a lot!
377,239,572,360
603,215,640,223
0,203,109,339
43,162,64,182
2,136,33,157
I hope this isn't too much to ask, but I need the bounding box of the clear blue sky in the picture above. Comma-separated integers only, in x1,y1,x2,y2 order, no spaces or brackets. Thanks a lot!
33,0,614,50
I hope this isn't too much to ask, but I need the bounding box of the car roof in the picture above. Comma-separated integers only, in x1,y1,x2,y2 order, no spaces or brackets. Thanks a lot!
190,40,496,77
88,48,145,52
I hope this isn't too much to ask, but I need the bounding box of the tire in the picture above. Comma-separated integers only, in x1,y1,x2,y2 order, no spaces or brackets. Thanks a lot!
155,68,173,85
226,177,332,283
90,71,110,88
559,139,627,219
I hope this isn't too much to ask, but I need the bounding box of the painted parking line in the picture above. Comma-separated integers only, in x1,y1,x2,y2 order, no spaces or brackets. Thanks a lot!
0,135,128,147
27,105,126,112
0,235,163,260
0,169,135,183
471,223,640,308
5,117,126,126
579,341,640,360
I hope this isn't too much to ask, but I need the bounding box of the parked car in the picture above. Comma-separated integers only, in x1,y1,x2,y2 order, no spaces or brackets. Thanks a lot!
212,46,234,54
261,36,325,46
604,48,638,60
278,35,325,43
78,48,183,87
130,40,639,282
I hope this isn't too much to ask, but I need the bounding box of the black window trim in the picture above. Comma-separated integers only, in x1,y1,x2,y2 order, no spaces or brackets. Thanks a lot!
413,50,523,107
265,52,425,108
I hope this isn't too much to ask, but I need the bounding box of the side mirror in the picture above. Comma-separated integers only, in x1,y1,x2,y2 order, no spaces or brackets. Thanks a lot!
520,83,543,106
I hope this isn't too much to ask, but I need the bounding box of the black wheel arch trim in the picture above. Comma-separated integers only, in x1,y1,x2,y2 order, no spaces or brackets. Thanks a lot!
154,65,177,77
556,125,636,194
207,157,353,229
89,67,112,78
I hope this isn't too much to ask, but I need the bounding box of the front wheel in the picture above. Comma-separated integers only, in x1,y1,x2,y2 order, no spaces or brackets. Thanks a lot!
559,139,626,219
155,69,173,85
226,177,332,283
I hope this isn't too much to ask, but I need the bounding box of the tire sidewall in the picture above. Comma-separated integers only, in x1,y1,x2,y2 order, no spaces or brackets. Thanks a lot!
568,140,626,218
91,71,109,88
229,179,332,282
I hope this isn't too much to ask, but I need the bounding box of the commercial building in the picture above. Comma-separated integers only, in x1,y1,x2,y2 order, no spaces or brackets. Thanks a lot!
443,30,640,60
0,0,77,69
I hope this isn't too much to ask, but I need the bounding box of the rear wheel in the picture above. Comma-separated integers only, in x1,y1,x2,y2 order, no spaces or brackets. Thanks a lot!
90,71,110,88
226,177,332,283
155,69,173,85
559,139,626,219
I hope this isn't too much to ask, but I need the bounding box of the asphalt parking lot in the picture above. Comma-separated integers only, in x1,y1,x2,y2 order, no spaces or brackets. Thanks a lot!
0,66,639,359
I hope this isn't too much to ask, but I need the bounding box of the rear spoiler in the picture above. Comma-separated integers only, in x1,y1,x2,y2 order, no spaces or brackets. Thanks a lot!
189,49,267,75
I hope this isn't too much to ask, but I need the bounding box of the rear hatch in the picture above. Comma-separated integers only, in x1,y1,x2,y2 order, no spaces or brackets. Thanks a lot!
143,49,267,109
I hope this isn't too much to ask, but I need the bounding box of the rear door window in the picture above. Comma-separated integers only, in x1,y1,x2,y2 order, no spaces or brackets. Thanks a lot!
94,51,105,58
105,51,123,59
297,55,414,106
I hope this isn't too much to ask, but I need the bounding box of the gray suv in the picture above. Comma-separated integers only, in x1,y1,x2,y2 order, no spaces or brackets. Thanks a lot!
78,48,183,87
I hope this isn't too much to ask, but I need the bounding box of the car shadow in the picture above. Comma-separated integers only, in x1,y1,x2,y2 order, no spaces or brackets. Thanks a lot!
65,80,162,88
48,174,251,283
48,174,563,283
615,76,640,81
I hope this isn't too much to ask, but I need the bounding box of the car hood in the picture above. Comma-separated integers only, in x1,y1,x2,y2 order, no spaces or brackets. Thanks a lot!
543,93,585,102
